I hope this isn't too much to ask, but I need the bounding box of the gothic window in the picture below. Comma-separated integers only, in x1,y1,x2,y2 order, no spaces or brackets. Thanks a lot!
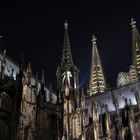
62,71,72,87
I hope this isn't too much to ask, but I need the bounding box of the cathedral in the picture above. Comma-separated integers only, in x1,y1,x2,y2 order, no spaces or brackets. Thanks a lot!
0,18,140,140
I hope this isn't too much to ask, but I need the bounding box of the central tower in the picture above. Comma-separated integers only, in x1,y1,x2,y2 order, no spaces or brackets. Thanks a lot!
56,21,80,140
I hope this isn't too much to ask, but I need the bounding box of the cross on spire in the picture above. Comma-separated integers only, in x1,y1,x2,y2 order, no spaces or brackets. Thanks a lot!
131,18,136,28
91,34,97,44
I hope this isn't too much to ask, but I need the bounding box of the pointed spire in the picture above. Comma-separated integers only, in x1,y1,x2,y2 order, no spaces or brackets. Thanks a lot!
41,70,45,85
49,84,52,102
131,18,136,28
89,34,107,95
19,53,24,72
35,72,38,86
17,53,24,83
91,34,97,43
25,62,32,85
131,18,140,79
26,62,32,76
61,21,74,68
0,36,4,49
1,49,6,65
64,20,68,29
1,49,6,80
10,67,14,80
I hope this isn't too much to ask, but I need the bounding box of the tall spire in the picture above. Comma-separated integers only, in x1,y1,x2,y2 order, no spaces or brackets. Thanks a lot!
61,21,74,68
89,34,107,95
56,21,79,106
131,18,140,79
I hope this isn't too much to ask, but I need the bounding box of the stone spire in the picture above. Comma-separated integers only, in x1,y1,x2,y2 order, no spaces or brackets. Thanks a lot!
131,18,140,79
26,62,32,75
56,21,79,107
61,21,74,68
25,62,32,85
41,70,45,85
89,34,107,95
1,49,6,80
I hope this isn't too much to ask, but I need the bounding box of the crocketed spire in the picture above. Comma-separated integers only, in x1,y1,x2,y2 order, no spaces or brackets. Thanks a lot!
61,21,74,68
89,34,107,95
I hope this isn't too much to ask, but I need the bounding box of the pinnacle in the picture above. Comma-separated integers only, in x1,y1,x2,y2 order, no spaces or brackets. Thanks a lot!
3,49,6,56
91,34,97,44
41,70,45,85
64,20,68,29
26,62,32,74
131,18,136,28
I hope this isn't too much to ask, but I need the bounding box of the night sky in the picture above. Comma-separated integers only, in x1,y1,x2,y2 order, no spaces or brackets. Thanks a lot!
0,1,140,90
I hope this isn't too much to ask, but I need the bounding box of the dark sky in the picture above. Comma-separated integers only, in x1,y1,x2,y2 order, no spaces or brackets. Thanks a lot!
0,1,140,90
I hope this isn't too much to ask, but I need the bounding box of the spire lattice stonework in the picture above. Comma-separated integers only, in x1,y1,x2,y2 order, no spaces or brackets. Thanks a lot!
89,34,107,95
131,18,140,79
56,21,79,107
61,21,74,68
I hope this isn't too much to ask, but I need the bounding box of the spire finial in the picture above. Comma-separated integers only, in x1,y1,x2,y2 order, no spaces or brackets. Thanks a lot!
41,70,45,85
91,34,97,44
131,18,136,28
64,20,68,29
